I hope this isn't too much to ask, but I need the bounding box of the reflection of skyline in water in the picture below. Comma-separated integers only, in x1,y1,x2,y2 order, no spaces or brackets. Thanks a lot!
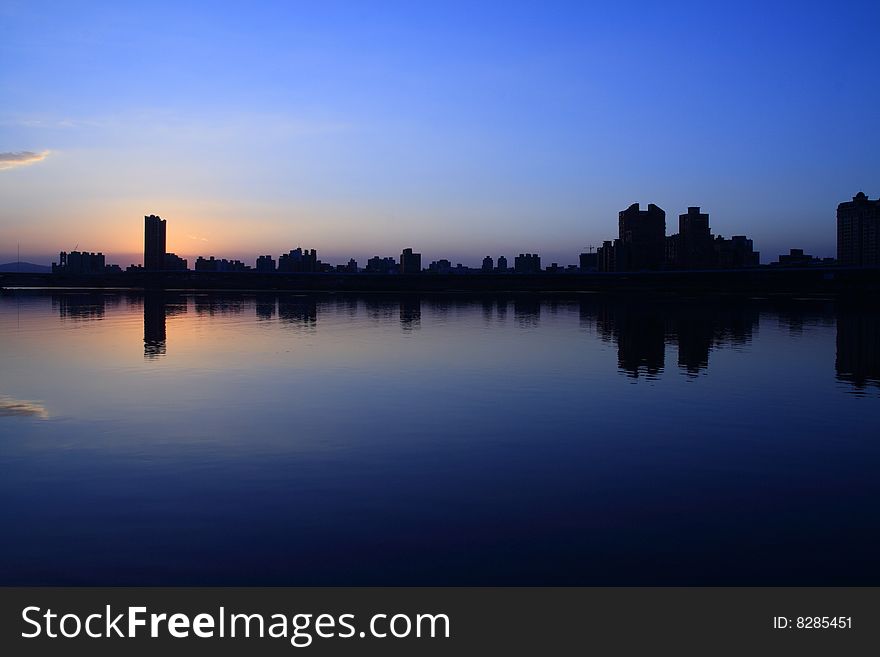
836,305,880,393
3,290,880,586
143,293,167,359
591,300,761,380
34,291,880,393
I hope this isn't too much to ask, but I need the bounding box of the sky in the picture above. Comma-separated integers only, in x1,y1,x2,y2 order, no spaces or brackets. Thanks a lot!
1,0,878,267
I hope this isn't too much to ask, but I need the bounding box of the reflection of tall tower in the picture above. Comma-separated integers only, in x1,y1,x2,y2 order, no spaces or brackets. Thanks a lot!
278,297,318,327
597,302,664,378
144,215,167,271
399,297,421,330
836,306,880,391
513,298,541,328
143,293,167,358
616,316,664,378
673,315,713,375
255,295,276,321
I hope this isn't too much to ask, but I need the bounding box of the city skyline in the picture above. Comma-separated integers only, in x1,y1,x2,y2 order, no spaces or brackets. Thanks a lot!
3,2,880,266
6,192,866,270
44,190,875,275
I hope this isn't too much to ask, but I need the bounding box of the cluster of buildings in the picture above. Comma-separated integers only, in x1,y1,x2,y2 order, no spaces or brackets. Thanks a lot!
49,193,880,275
51,249,106,274
592,204,759,273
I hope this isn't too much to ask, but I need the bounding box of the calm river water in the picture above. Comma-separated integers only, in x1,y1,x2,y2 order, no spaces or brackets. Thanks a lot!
1,290,877,584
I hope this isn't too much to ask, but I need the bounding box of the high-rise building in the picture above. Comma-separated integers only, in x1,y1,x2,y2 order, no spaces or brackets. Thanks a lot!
514,253,541,273
400,248,421,274
597,240,618,272
144,215,166,271
617,203,666,271
482,256,494,272
838,192,880,266
427,259,451,273
278,248,318,273
579,252,598,271
713,235,759,268
496,255,508,272
675,206,714,268
256,255,276,272
163,253,188,271
52,251,105,274
366,256,396,273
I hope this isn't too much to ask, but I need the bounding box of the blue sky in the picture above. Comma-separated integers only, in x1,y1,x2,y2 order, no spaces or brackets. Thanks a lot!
1,0,878,266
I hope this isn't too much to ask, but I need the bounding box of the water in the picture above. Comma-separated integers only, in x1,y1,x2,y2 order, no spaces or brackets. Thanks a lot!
1,290,878,585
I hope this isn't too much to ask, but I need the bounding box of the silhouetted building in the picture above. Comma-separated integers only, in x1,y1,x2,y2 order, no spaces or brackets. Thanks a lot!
775,248,820,267
837,192,880,266
597,240,617,272
579,252,598,271
144,215,166,271
256,255,276,272
164,252,188,271
496,255,508,272
400,248,421,274
343,258,358,273
482,256,494,272
428,259,452,273
278,248,318,273
195,256,215,272
597,203,666,272
514,253,541,273
366,256,396,273
714,235,759,268
617,203,666,271
667,206,714,269
195,256,249,272
52,250,105,274
664,207,759,270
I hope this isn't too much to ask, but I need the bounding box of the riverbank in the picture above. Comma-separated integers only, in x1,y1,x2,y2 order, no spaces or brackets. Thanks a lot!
2,266,879,295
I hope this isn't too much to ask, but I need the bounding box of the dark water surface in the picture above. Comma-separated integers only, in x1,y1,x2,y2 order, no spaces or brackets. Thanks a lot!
1,290,878,585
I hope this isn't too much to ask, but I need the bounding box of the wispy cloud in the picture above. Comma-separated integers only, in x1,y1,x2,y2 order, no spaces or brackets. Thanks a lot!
0,395,48,419
18,118,94,128
0,150,50,171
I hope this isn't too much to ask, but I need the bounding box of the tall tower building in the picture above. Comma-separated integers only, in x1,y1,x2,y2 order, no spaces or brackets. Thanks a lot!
677,206,713,268
617,203,666,271
837,192,880,266
144,214,167,271
400,248,421,274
